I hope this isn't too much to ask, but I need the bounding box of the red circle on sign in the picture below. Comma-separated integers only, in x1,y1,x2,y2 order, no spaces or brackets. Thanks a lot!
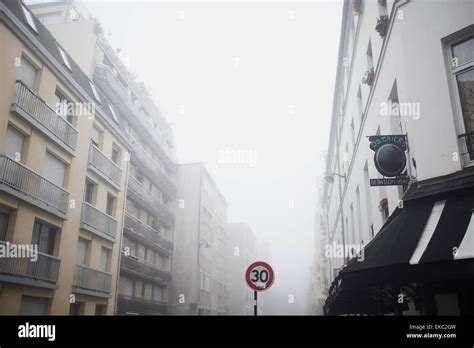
245,261,274,291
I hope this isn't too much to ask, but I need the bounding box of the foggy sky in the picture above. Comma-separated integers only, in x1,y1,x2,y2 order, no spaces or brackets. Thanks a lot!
84,0,343,314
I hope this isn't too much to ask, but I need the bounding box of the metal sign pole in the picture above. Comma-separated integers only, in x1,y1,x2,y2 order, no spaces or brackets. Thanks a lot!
254,291,257,316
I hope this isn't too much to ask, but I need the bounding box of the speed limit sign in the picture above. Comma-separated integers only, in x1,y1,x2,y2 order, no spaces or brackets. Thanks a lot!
245,261,274,291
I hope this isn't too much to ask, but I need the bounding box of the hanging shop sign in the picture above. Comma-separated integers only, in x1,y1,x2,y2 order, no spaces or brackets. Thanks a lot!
368,135,410,186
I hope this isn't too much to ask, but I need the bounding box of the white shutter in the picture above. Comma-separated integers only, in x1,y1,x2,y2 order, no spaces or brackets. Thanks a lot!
4,126,24,160
76,239,87,265
42,152,66,187
18,57,37,88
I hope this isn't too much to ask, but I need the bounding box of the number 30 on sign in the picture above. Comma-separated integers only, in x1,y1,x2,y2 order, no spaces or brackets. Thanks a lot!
245,261,274,291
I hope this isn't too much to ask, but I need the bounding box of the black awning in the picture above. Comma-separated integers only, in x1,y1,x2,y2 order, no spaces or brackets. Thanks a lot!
324,169,474,315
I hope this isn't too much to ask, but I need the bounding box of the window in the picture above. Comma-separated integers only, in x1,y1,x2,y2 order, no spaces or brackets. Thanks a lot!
17,56,37,89
21,3,38,33
450,36,474,163
4,126,24,161
452,37,474,67
84,180,94,204
32,221,55,255
91,126,101,147
144,283,153,300
19,296,47,315
76,238,88,265
57,44,72,70
153,285,163,302
108,103,119,123
88,80,101,103
100,247,109,272
54,90,73,123
455,68,474,161
42,152,66,187
0,212,9,241
111,145,120,165
95,304,107,316
122,277,133,298
106,194,115,216
69,302,83,316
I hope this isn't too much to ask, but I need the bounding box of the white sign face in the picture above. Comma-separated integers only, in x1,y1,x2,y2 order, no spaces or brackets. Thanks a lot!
245,261,274,292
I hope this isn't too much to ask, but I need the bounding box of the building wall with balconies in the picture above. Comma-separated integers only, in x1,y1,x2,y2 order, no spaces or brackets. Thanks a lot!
26,0,179,316
0,1,130,315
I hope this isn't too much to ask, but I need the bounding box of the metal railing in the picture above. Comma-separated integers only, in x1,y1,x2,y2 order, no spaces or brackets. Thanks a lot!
117,295,167,315
88,144,122,187
81,202,117,240
94,63,177,164
73,264,112,294
0,155,69,215
0,241,60,284
12,81,78,151
128,176,175,226
121,254,172,282
129,138,177,198
124,212,173,252
459,131,474,161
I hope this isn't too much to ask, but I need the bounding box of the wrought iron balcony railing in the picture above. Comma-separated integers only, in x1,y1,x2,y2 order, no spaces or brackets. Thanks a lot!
0,155,69,218
11,81,78,152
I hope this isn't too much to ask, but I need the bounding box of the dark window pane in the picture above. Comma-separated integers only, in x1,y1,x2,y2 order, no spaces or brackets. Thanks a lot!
32,221,55,255
106,195,114,216
0,212,9,240
84,181,94,204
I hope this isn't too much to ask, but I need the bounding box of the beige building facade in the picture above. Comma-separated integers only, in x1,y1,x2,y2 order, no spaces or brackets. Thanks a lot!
0,0,131,315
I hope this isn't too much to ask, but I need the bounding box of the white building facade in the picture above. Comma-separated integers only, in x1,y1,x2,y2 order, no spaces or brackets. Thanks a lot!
318,0,473,313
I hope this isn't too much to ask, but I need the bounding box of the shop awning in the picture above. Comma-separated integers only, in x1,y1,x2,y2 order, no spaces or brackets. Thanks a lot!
324,168,474,315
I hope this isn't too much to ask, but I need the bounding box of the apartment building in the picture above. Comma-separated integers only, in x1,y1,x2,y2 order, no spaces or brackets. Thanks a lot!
225,223,258,315
320,0,474,315
171,163,227,315
27,0,178,315
0,0,131,314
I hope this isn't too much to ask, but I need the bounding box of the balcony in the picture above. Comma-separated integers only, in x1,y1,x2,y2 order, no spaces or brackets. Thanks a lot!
120,254,171,285
116,295,167,315
129,138,177,199
0,241,60,289
0,155,69,219
88,144,122,189
11,81,78,154
80,202,118,242
73,264,112,298
124,213,173,255
94,63,177,167
127,175,175,227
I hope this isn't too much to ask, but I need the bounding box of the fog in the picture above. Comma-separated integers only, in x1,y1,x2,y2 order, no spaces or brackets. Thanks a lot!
85,0,343,314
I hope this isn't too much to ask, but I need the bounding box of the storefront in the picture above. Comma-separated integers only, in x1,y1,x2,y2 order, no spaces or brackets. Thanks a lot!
324,168,474,315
